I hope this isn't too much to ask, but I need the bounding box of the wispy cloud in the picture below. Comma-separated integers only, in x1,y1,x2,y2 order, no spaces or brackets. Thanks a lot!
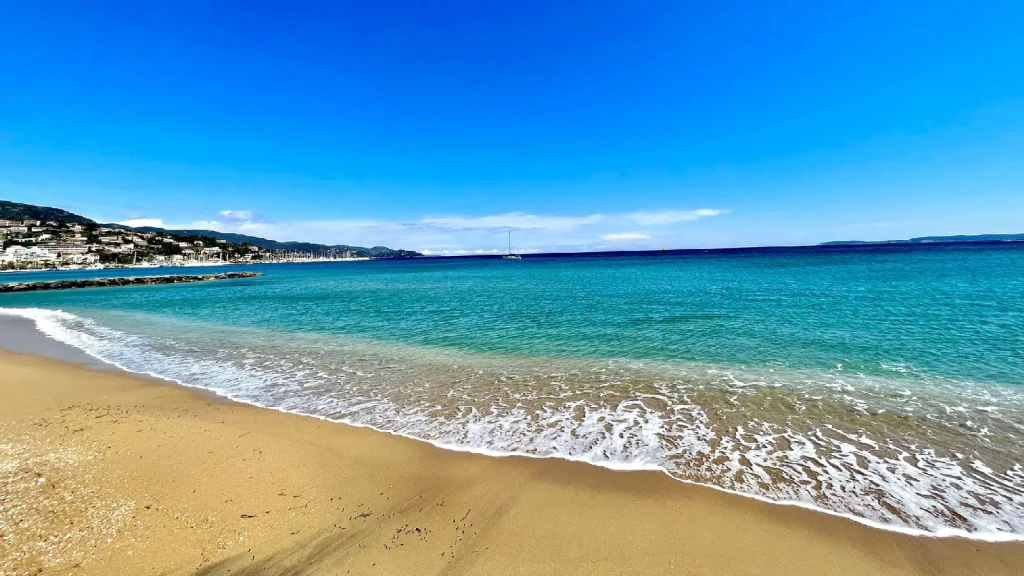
118,218,166,228
190,220,222,229
600,232,651,241
626,209,728,225
152,207,729,253
218,210,254,222
421,248,503,256
412,212,603,233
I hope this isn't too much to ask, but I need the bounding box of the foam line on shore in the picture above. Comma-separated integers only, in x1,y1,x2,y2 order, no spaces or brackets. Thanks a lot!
2,305,1022,544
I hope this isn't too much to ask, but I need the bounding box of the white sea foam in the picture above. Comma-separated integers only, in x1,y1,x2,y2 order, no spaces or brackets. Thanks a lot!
3,306,1024,542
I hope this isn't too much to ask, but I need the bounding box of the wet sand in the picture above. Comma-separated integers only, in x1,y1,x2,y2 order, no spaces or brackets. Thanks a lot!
2,349,1023,575
0,315,117,371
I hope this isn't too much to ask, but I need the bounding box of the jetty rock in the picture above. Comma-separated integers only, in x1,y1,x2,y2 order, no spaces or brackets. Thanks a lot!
0,272,261,293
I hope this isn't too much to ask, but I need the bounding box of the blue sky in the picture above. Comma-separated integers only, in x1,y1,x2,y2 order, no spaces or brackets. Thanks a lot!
2,1,1023,254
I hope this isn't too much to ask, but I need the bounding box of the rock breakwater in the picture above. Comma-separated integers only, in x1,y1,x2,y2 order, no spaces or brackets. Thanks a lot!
0,272,261,293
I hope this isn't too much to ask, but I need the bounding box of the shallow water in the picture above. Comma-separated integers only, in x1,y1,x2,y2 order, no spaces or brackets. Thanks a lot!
3,244,1023,539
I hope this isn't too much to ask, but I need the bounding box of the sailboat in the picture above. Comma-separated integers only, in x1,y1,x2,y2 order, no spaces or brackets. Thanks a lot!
502,231,522,260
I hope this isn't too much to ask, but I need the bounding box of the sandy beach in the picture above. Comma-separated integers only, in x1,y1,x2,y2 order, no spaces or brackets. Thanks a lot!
2,349,1023,575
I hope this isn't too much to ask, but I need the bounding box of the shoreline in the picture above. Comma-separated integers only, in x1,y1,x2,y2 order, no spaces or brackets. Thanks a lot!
111,370,1024,544
0,258,375,274
1,308,1022,545
2,338,1024,573
3,350,1024,575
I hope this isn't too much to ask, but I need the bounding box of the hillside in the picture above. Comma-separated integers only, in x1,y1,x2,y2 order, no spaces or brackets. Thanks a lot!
0,200,96,225
1,200,420,258
106,225,421,258
821,233,1024,246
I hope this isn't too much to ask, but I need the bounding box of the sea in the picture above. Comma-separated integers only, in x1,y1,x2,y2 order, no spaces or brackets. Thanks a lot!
2,243,1023,541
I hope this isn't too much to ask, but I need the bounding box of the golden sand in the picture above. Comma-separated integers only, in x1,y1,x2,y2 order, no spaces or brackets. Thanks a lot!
2,349,1022,575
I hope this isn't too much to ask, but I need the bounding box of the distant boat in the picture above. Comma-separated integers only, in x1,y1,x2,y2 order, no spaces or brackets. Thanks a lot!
502,231,522,260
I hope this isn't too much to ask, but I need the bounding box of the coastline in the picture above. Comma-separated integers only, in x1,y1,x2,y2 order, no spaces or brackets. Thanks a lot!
0,257,373,274
3,348,1024,574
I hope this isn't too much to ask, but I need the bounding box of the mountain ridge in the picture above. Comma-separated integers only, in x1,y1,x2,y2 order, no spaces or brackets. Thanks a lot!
0,200,96,225
0,200,421,258
102,224,421,258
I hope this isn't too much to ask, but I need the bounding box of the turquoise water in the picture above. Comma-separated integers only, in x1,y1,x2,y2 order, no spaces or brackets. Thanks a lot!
3,244,1024,539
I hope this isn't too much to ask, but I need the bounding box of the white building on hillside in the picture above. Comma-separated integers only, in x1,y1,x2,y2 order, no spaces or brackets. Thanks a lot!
1,246,58,264
0,246,26,263
38,243,89,256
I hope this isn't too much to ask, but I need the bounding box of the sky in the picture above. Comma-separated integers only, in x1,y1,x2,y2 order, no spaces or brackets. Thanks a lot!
1,1,1023,254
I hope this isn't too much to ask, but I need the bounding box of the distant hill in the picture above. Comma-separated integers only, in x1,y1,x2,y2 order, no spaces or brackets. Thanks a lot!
1,199,420,257
0,200,96,225
105,224,421,258
821,233,1024,246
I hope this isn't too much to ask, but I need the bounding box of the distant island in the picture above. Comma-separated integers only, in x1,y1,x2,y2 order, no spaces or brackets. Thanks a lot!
821,234,1024,246
1,200,421,271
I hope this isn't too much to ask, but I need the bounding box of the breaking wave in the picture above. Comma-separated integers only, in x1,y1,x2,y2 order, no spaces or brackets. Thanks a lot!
3,306,1024,542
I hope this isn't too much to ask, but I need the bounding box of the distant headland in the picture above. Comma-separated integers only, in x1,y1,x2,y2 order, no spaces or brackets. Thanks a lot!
0,200,421,270
820,234,1024,246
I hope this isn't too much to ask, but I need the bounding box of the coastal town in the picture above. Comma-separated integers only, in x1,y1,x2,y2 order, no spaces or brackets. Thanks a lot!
0,218,364,271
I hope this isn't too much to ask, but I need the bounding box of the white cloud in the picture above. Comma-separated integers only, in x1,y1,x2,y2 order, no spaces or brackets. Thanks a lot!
119,218,165,228
601,232,651,241
152,207,729,254
219,210,254,221
418,212,603,233
626,209,727,225
189,220,222,229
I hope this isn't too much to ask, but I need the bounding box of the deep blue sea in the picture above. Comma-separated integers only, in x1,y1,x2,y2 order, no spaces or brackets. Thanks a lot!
3,244,1023,539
